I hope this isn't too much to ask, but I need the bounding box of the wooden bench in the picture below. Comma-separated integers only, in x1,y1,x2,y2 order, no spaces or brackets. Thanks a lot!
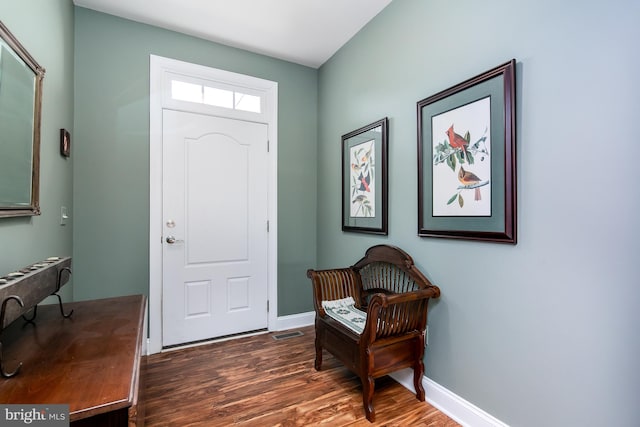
307,245,440,422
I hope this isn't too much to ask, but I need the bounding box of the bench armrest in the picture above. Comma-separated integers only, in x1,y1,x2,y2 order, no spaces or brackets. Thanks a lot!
362,287,439,342
307,268,362,317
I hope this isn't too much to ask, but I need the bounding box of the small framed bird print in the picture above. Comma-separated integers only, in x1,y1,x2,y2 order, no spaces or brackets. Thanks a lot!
60,129,71,158
417,59,516,243
341,117,388,234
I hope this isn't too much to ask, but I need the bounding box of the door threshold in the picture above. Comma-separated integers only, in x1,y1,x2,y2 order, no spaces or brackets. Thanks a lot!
161,328,268,352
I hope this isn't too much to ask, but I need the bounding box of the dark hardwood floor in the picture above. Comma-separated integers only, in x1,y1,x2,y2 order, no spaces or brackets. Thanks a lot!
145,326,460,426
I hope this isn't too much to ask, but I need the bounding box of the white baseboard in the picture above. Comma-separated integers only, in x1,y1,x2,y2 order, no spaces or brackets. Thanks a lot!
275,310,314,331
390,369,508,427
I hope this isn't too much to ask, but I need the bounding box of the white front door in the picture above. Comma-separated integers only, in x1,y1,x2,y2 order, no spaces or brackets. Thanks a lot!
161,109,269,347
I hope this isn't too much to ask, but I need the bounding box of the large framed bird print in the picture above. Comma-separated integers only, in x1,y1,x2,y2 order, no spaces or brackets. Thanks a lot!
417,59,516,243
342,117,388,234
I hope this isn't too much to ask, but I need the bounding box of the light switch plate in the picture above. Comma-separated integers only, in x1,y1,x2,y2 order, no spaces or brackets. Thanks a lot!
60,206,69,225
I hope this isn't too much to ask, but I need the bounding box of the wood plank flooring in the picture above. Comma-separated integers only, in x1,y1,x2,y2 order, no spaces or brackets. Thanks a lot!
145,326,460,426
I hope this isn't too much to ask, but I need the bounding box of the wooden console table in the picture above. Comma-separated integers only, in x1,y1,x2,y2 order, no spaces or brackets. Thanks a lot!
0,295,147,426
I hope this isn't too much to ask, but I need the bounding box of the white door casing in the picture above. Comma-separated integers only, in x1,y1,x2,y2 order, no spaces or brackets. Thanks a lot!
162,110,268,346
149,55,278,353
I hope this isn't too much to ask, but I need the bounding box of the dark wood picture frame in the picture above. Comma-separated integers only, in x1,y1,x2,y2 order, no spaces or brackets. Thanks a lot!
342,117,388,235
417,59,516,243
60,129,70,157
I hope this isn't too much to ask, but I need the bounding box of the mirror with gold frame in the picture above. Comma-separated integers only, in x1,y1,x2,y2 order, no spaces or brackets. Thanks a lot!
0,20,44,218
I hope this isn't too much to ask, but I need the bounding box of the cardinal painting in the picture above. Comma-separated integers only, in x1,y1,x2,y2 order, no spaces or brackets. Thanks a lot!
431,96,491,216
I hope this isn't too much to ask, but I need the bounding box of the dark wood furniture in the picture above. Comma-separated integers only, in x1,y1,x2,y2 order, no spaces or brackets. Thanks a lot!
307,245,440,422
0,295,147,426
0,256,73,378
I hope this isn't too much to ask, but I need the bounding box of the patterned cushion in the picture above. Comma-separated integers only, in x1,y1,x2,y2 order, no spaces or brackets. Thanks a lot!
321,297,366,335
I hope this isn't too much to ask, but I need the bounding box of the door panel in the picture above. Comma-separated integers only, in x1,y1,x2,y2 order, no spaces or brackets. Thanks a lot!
185,280,210,317
186,135,249,263
162,109,268,347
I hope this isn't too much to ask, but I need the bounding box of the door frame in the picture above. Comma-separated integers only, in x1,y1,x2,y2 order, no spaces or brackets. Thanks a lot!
149,54,278,354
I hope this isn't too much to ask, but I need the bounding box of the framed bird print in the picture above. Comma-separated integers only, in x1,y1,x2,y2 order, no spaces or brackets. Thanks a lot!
60,129,71,157
342,117,388,234
417,59,516,243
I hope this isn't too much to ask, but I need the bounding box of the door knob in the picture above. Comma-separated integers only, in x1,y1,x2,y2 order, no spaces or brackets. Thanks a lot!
166,236,176,244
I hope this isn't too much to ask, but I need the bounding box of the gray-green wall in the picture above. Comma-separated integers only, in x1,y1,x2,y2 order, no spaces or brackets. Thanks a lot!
73,7,317,315
0,0,74,302
317,0,639,426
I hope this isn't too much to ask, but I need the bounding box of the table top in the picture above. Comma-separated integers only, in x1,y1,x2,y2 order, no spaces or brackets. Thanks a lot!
0,294,146,422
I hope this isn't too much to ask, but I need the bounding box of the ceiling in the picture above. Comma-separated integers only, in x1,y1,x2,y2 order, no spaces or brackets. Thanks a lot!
73,0,392,68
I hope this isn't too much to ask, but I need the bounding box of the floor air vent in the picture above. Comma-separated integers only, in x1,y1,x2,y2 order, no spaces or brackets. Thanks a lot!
272,331,304,340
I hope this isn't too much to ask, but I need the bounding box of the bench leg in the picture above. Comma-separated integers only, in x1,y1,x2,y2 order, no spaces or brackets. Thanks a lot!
414,359,425,401
362,375,375,422
314,336,323,371
413,336,426,401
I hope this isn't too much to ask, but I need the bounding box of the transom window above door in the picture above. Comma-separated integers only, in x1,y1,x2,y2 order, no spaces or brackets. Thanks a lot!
164,72,264,116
